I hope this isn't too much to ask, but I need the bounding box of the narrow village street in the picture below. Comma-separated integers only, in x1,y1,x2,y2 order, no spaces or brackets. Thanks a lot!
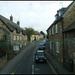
0,40,55,74
0,1,75,74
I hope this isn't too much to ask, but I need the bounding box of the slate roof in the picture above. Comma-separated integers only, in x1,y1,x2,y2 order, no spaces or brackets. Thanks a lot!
0,15,26,35
46,16,63,31
35,31,40,35
63,21,75,32
46,1,74,31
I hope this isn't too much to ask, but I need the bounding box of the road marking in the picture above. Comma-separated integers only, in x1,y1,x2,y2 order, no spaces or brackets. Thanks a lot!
11,72,14,75
35,68,40,71
32,65,34,74
47,60,57,74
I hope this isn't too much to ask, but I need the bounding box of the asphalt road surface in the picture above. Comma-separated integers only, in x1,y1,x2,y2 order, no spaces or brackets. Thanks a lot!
0,40,55,74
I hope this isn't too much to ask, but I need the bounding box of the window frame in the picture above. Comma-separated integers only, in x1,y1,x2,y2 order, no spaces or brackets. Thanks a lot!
56,42,59,53
55,24,58,33
49,29,51,35
13,35,16,40
52,25,54,35
17,36,19,40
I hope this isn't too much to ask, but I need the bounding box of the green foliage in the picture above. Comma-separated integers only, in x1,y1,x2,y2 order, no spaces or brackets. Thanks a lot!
40,31,45,38
0,39,11,52
24,27,35,41
40,31,45,35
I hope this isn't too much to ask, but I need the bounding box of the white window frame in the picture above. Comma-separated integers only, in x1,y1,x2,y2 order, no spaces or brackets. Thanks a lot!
55,24,58,33
56,42,59,53
13,45,19,51
59,12,61,16
17,36,19,40
52,26,54,35
13,35,16,40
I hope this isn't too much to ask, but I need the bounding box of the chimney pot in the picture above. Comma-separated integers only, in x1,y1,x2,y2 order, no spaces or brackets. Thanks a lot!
10,14,13,22
17,21,20,26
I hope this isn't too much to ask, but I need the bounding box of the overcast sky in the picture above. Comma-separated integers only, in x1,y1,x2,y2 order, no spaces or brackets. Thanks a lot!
0,1,72,34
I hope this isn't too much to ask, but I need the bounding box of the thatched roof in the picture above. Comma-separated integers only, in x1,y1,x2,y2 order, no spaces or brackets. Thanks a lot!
0,15,26,35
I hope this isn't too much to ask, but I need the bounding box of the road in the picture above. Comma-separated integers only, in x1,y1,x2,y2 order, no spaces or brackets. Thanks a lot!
0,40,55,74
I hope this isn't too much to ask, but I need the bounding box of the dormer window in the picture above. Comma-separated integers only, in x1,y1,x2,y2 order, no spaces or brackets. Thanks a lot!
59,11,62,17
14,30,16,32
55,14,58,20
55,16,58,20
15,28,17,33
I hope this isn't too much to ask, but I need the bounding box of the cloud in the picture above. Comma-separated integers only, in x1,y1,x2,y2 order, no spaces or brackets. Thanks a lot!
0,1,72,34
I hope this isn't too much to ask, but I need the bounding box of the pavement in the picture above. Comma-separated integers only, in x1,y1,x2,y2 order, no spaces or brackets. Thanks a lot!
0,41,34,74
0,41,40,74
45,42,75,74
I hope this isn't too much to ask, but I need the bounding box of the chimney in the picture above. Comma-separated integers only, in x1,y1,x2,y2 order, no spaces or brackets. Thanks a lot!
10,14,13,22
17,21,20,26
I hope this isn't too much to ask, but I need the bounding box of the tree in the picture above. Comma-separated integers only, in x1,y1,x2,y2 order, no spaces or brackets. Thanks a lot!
24,27,35,41
40,31,45,35
40,31,45,38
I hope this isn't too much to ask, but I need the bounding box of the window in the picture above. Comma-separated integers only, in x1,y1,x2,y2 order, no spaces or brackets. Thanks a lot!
24,37,26,40
50,41,52,49
24,42,26,45
13,45,19,51
13,35,16,40
59,12,61,16
55,24,58,33
52,26,54,35
55,15,58,20
14,30,16,32
37,37,39,40
17,36,19,40
49,29,51,35
59,11,62,17
56,42,59,53
20,36,22,40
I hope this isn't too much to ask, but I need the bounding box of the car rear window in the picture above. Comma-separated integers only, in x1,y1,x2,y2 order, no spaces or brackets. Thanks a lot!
37,52,44,56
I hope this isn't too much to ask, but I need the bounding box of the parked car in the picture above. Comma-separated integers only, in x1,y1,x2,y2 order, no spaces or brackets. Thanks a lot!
38,43,45,50
35,50,47,63
46,39,48,42
39,42,44,46
42,40,46,46
38,45,45,50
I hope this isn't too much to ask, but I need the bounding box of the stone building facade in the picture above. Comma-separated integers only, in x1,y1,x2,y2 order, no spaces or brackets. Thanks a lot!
47,1,75,71
0,15,27,52
30,31,44,42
